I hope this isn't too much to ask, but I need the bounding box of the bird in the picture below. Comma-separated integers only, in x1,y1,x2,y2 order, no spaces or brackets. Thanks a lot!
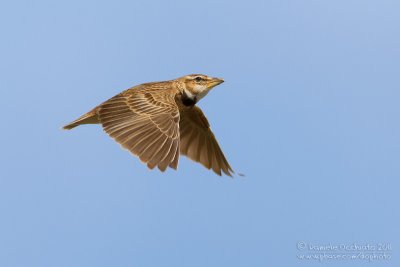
63,74,234,176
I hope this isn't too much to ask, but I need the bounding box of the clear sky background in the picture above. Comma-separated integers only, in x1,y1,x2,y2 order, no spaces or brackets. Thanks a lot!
1,0,399,266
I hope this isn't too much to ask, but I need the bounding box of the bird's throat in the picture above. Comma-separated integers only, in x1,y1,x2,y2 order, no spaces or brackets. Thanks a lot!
182,89,197,106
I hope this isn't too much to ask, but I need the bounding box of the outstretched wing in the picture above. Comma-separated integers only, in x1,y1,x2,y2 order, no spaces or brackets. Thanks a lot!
98,87,180,171
179,106,233,176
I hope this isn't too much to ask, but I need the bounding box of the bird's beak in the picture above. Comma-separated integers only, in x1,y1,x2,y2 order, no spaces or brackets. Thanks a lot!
208,77,224,88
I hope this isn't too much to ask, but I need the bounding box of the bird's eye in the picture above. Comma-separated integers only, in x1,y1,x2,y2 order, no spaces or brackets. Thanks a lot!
194,77,203,82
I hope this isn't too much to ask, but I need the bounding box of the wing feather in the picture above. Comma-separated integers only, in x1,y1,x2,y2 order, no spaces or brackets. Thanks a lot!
98,88,180,171
179,106,233,176
147,136,172,169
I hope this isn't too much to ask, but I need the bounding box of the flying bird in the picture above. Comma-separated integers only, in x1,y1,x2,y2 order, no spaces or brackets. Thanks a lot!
63,74,234,176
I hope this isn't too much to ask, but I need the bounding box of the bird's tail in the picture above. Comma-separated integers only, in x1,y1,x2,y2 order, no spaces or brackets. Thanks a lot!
62,109,99,130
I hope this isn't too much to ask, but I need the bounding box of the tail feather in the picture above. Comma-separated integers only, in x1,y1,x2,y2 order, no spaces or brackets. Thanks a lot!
63,109,99,130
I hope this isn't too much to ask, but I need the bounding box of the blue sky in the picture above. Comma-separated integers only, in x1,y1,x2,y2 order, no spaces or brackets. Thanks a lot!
1,0,399,266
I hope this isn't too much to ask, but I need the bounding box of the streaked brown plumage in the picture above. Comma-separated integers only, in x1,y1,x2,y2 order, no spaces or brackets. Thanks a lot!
63,74,234,176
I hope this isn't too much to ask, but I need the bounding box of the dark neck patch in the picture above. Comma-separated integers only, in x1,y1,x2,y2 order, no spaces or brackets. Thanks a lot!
182,90,197,106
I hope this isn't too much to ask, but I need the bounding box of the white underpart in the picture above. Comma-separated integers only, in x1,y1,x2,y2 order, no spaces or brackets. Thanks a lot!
193,84,210,101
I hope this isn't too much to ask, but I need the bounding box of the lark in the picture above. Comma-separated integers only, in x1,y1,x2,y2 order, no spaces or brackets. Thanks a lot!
63,74,234,176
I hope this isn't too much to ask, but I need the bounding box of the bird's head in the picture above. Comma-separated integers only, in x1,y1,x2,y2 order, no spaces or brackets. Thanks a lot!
177,74,224,102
